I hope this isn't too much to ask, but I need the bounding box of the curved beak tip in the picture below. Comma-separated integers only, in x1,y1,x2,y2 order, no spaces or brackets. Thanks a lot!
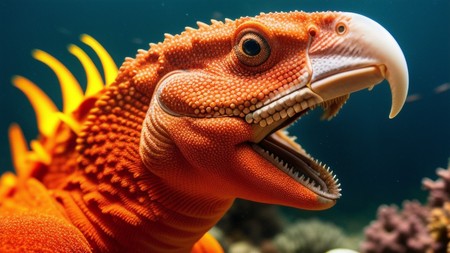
386,55,409,119
345,12,409,119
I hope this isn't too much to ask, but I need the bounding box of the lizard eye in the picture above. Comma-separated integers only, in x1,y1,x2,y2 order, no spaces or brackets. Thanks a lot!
235,30,271,67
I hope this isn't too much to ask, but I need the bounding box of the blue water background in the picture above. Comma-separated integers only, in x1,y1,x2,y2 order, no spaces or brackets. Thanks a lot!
1,0,449,232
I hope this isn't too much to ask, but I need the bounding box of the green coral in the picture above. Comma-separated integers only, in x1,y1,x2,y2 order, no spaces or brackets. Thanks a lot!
273,219,359,253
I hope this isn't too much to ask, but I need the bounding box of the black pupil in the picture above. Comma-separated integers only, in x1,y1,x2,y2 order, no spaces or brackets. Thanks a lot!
242,38,261,56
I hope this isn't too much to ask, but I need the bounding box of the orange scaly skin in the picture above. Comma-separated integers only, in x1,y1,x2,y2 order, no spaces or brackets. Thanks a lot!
0,11,408,252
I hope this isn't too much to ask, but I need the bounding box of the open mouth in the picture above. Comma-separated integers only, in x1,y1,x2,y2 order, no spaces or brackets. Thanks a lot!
247,89,345,200
245,66,389,201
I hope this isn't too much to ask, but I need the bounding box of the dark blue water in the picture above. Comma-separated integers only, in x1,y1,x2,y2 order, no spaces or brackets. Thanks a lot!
1,0,449,232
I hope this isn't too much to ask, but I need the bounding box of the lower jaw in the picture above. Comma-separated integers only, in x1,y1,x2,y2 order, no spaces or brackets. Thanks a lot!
251,129,341,201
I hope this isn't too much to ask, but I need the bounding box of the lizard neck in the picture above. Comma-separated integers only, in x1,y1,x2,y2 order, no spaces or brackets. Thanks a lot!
53,81,233,252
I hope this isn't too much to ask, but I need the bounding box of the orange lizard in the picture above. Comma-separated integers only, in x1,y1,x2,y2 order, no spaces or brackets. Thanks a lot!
0,11,408,252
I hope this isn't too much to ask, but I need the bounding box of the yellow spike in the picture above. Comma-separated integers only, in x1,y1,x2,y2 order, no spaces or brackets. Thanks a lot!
68,44,104,97
56,112,81,135
32,49,84,114
80,34,118,85
12,76,60,137
8,124,29,177
30,140,51,165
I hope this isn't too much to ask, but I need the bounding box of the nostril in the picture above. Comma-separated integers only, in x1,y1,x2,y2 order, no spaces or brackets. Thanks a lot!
308,25,318,38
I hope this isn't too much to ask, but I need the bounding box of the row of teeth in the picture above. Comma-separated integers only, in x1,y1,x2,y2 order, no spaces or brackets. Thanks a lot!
245,87,323,127
255,145,341,196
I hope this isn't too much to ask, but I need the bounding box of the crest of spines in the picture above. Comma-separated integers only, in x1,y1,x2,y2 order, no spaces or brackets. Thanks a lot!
117,17,234,83
8,15,256,176
9,34,118,177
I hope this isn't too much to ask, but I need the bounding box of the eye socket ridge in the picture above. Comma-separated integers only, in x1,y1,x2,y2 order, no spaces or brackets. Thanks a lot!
234,29,271,67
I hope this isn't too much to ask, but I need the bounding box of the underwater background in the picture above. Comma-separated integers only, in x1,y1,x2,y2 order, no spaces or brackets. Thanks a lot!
0,0,449,246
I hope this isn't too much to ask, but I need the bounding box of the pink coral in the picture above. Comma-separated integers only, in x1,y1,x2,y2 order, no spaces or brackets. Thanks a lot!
360,201,433,253
423,163,450,207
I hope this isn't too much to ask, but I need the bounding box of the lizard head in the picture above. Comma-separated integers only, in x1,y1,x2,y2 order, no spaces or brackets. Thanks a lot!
141,11,408,210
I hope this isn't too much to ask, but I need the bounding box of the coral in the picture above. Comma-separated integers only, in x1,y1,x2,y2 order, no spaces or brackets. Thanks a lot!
360,200,433,253
219,162,450,253
423,161,450,207
423,160,450,252
428,202,450,252
273,219,358,253
361,160,450,253
216,201,359,253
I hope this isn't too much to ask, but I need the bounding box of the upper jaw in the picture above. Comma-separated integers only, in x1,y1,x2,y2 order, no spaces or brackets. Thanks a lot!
248,12,409,143
308,12,409,119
